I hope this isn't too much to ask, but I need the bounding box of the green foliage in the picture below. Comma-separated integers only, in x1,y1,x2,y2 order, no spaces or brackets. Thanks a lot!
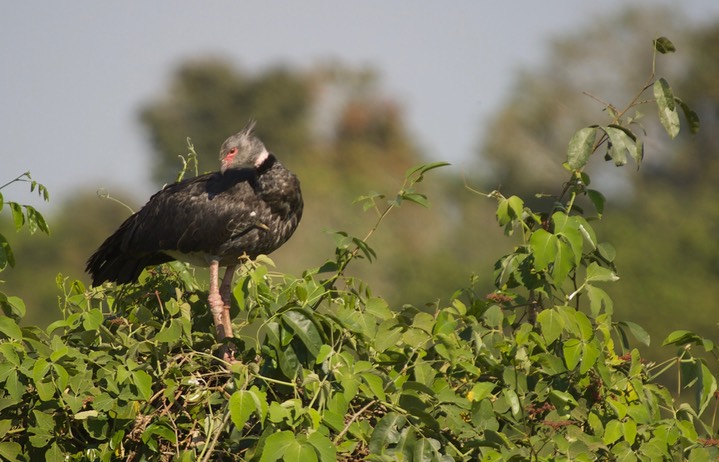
2,37,719,462
0,172,49,318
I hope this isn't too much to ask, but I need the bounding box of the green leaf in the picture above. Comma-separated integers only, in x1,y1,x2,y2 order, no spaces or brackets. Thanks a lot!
697,362,717,415
622,418,638,445
369,412,407,454
469,382,497,402
563,339,582,370
0,234,15,269
675,97,700,134
603,125,643,168
405,161,450,184
549,389,578,414
402,191,430,208
586,262,619,283
654,78,680,138
580,341,601,374
365,297,392,320
260,431,296,462
653,36,676,54
603,419,623,445
374,319,403,353
229,390,257,431
154,319,183,343
0,316,22,340
567,126,597,169
9,203,24,230
282,309,322,358
618,321,650,346
0,442,21,461
507,195,524,220
586,285,613,317
132,370,153,401
587,189,605,217
361,372,386,400
529,229,558,271
307,432,337,462
552,240,575,287
537,309,564,344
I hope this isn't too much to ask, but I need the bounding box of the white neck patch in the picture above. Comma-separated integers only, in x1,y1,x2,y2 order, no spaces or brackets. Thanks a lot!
254,148,270,168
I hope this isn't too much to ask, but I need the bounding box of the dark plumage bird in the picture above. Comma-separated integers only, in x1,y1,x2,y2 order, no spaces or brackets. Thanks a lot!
86,121,303,360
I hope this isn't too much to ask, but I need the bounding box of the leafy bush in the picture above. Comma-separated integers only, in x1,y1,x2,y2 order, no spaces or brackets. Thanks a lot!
1,37,718,461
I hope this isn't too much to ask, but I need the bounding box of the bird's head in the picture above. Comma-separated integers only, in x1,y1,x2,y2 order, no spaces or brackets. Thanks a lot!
219,120,270,174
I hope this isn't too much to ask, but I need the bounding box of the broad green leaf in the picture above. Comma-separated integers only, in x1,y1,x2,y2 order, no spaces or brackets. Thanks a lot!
53,363,69,392
503,388,521,416
365,297,392,320
574,310,594,342
586,285,613,317
507,195,524,220
697,362,718,415
414,437,442,461
469,382,496,402
44,441,63,462
552,212,583,265
0,316,22,340
587,189,606,217
662,330,700,346
603,419,623,445
0,442,21,461
603,125,643,168
549,389,578,414
622,418,638,445
369,412,407,454
586,262,619,283
530,229,558,271
82,308,104,331
537,309,564,344
618,321,650,346
0,343,19,366
361,372,386,401
654,78,680,138
580,341,601,374
563,339,582,370
259,431,296,462
307,432,336,462
402,191,430,208
154,319,183,343
229,390,257,430
552,240,575,286
567,126,597,169
132,370,153,401
282,309,322,358
374,319,403,352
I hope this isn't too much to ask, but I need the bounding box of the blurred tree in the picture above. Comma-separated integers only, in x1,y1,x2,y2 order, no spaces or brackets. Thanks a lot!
476,7,719,360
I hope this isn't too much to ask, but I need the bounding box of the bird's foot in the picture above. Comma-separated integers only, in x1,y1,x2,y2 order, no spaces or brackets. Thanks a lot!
219,343,240,364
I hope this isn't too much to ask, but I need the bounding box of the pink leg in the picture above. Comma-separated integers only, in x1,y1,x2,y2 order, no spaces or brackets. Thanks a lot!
219,264,237,339
208,260,228,339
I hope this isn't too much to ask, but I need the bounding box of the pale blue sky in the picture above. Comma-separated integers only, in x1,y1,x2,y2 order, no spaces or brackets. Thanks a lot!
1,1,717,208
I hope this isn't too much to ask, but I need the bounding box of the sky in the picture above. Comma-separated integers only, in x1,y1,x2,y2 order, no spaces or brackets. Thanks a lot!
1,1,718,210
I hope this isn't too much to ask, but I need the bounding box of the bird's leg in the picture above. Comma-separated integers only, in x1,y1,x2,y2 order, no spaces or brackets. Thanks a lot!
208,260,228,340
219,264,237,339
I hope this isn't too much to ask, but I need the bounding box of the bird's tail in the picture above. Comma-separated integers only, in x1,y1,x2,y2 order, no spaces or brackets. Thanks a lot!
86,222,168,286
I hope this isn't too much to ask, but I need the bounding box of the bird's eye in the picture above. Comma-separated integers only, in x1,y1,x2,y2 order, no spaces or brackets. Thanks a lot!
228,147,238,155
